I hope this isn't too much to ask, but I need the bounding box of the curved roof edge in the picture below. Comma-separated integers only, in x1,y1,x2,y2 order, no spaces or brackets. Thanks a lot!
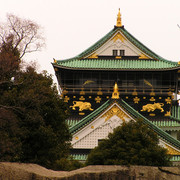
52,60,180,71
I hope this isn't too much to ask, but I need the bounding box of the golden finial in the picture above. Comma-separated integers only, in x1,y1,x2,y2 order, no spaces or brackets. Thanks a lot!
112,82,120,99
53,58,57,63
116,8,122,27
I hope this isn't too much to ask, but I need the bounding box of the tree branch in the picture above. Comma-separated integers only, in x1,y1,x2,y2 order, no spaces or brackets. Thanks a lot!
0,104,24,114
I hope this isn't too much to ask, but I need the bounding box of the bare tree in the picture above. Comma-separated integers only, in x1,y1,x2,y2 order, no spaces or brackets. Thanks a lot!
0,14,45,60
0,14,45,88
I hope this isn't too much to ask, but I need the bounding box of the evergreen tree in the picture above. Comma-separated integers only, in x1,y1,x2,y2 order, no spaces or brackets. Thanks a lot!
0,65,71,168
86,120,171,166
0,14,71,169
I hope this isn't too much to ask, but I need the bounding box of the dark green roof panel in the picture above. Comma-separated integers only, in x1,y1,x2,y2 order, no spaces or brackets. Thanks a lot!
69,99,180,150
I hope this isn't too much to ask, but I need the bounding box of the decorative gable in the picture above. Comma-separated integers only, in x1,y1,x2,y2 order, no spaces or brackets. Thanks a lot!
86,30,150,59
54,10,179,70
101,104,129,122
72,103,132,149
71,98,180,155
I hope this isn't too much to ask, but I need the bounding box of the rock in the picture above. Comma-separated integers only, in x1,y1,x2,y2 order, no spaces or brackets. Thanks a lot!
0,162,180,180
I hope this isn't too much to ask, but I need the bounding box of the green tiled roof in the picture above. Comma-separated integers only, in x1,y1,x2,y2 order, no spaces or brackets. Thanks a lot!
71,154,180,162
70,99,180,150
71,154,88,161
54,59,179,70
120,27,164,61
171,105,180,120
76,27,165,61
53,27,179,70
170,155,180,161
66,119,79,127
152,120,180,127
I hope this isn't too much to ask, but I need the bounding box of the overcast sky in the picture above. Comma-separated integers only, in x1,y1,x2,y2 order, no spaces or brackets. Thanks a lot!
1,0,180,83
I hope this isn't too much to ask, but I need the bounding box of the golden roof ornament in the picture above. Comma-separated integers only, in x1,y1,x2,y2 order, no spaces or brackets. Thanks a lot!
116,8,122,27
53,58,57,63
112,82,120,99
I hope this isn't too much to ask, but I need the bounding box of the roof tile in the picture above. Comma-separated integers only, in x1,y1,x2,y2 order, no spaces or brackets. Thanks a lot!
55,59,179,70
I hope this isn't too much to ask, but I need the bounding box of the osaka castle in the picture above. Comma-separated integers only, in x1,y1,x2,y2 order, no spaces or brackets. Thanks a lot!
52,9,180,164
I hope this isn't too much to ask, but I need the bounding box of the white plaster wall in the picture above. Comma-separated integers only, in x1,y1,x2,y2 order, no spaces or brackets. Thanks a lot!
92,31,142,57
73,115,126,149
72,103,132,149
159,139,180,153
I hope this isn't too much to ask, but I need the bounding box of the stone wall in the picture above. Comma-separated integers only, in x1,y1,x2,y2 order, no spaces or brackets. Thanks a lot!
0,162,180,180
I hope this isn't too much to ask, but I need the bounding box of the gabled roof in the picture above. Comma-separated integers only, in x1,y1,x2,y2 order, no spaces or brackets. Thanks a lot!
53,26,180,71
69,99,180,150
76,27,167,61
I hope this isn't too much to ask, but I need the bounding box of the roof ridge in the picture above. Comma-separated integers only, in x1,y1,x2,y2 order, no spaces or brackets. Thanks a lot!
119,27,177,64
76,28,117,59
55,57,78,63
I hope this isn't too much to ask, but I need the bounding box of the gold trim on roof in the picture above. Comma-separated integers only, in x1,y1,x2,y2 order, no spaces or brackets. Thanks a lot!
168,91,173,96
141,103,164,113
95,96,101,103
150,89,155,96
150,97,155,101
144,79,153,88
139,53,149,59
133,97,140,104
165,97,171,104
165,144,180,155
79,112,85,116
165,111,171,117
88,53,98,59
53,58,57,63
75,136,79,140
102,105,129,122
116,8,122,27
97,88,103,95
62,89,68,95
112,82,120,99
70,101,93,111
80,88,85,95
132,89,138,96
83,80,95,86
79,96,85,101
112,33,125,42
64,96,70,103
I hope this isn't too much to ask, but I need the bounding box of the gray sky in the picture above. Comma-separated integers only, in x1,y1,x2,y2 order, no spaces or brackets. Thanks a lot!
1,0,180,83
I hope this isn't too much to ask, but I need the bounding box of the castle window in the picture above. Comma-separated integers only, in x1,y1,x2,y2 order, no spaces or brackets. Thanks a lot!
120,50,125,56
113,50,118,56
